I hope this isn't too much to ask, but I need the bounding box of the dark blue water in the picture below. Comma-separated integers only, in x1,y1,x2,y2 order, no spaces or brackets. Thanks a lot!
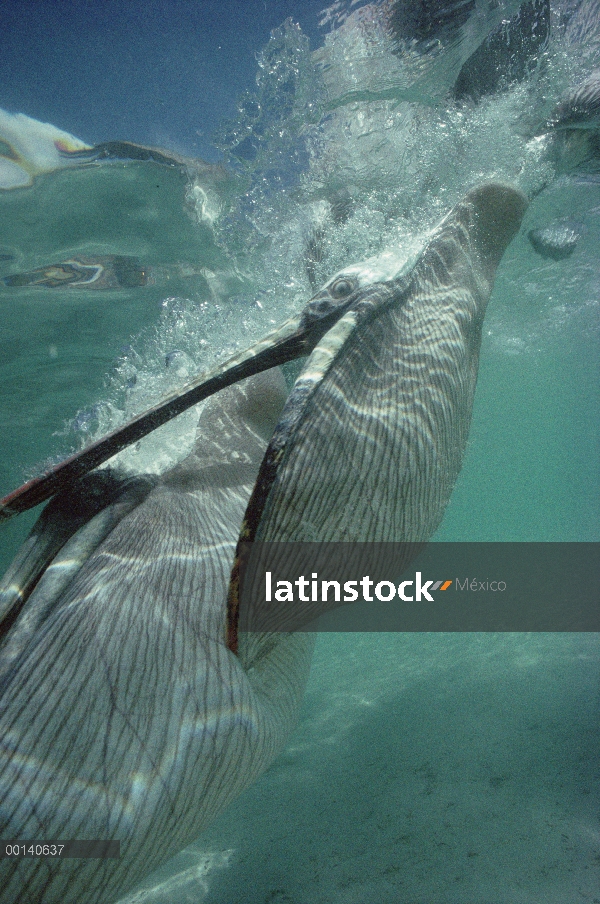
0,0,327,160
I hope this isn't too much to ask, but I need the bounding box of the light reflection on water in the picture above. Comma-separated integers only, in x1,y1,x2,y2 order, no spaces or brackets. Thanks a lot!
0,2,598,901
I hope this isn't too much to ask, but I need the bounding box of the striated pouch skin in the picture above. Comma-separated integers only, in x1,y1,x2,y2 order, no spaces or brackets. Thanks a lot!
231,183,529,635
0,183,526,904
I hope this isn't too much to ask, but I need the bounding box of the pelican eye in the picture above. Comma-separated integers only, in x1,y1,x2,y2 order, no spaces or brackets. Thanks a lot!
328,277,355,299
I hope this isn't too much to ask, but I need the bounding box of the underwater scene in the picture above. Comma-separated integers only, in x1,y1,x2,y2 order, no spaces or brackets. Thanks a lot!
0,1,598,902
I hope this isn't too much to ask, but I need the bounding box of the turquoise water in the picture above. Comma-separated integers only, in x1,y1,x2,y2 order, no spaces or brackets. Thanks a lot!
437,175,600,543
0,2,599,902
144,633,598,904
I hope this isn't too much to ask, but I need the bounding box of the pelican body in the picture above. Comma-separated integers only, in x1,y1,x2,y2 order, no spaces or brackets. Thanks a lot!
0,183,526,903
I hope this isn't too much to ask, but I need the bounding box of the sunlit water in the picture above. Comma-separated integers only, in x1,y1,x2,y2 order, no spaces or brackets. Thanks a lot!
0,1,598,901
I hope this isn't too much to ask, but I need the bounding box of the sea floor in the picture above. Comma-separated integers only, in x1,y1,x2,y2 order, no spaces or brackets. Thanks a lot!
120,632,600,904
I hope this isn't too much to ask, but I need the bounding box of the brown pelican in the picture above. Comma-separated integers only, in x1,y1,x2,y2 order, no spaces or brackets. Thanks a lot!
0,183,527,904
